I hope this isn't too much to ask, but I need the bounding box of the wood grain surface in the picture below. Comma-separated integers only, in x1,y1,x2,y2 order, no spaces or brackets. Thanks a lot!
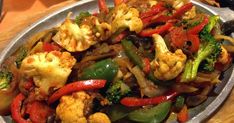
0,1,233,123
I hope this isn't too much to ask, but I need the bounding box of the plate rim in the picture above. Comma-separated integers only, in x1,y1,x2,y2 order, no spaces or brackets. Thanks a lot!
0,0,234,122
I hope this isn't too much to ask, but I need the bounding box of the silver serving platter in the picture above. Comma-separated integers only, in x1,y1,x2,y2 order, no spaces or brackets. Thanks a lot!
1,0,234,122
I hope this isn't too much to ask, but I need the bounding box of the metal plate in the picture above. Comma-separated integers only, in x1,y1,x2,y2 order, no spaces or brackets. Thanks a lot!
1,0,234,122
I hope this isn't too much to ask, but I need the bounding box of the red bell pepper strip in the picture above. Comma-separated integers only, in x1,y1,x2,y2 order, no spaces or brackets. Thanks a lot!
140,22,173,37
11,93,30,123
112,31,128,43
143,58,151,74
23,79,34,90
177,105,189,123
170,27,187,49
143,3,193,27
26,101,54,123
187,34,200,53
48,79,106,104
172,3,193,19
120,91,178,107
187,16,209,34
43,42,60,52
140,2,166,19
98,0,109,14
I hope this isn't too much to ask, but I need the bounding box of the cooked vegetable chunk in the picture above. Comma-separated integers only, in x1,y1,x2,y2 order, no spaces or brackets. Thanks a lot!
20,51,76,95
151,34,187,81
0,71,13,90
109,3,143,33
53,13,111,52
56,91,90,123
106,80,131,104
56,91,111,123
88,112,111,123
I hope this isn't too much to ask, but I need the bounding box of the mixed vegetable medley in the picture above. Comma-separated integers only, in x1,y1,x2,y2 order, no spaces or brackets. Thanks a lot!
1,0,234,123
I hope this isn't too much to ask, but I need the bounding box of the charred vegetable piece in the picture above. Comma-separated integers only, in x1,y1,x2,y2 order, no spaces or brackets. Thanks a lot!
181,16,221,82
80,59,118,83
75,12,91,25
0,71,12,90
48,80,106,104
106,80,131,104
128,101,172,123
15,47,28,68
120,91,178,107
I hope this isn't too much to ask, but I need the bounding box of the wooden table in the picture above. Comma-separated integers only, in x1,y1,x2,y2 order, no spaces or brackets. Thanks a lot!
0,1,234,123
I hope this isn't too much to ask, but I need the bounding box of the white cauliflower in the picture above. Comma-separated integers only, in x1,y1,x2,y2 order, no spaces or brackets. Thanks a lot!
183,6,196,20
151,34,187,81
109,3,143,33
20,51,76,95
53,13,112,52
56,91,111,123
88,112,111,123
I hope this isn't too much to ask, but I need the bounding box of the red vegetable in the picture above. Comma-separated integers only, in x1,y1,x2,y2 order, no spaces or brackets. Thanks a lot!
11,93,30,123
114,0,125,6
48,80,106,104
140,22,173,37
98,0,109,14
170,27,187,49
143,58,151,74
112,31,128,43
43,42,60,52
120,91,178,107
177,105,189,123
140,2,166,19
26,101,54,123
187,16,209,35
143,3,193,27
172,3,193,19
187,34,200,53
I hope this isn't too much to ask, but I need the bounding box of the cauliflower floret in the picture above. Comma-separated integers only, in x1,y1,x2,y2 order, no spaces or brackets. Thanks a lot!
56,91,90,123
20,51,76,95
53,13,96,52
53,13,112,52
109,3,143,33
172,0,189,9
88,112,111,123
151,34,187,81
56,91,111,123
183,6,196,20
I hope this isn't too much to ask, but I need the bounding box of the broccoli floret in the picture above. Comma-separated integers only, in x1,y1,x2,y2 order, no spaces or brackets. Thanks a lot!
181,16,221,82
75,12,91,25
0,71,13,89
15,47,28,68
106,80,131,104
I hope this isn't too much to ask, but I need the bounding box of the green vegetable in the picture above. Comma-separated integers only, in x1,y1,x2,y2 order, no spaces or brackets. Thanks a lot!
106,80,131,104
0,71,13,90
199,16,221,72
75,12,91,25
15,47,28,68
121,39,144,68
181,16,221,82
128,101,172,123
121,39,161,84
175,96,185,111
108,105,133,122
80,59,118,83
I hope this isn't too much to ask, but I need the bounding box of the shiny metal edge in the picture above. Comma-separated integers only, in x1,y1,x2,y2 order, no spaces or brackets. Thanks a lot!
0,0,234,123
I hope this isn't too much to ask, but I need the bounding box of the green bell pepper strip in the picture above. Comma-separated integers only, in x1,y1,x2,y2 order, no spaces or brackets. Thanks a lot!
128,101,172,123
121,39,162,84
79,59,119,83
175,96,185,111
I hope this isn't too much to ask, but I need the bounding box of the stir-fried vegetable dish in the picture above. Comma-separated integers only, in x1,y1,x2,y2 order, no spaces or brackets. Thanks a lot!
1,0,234,122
